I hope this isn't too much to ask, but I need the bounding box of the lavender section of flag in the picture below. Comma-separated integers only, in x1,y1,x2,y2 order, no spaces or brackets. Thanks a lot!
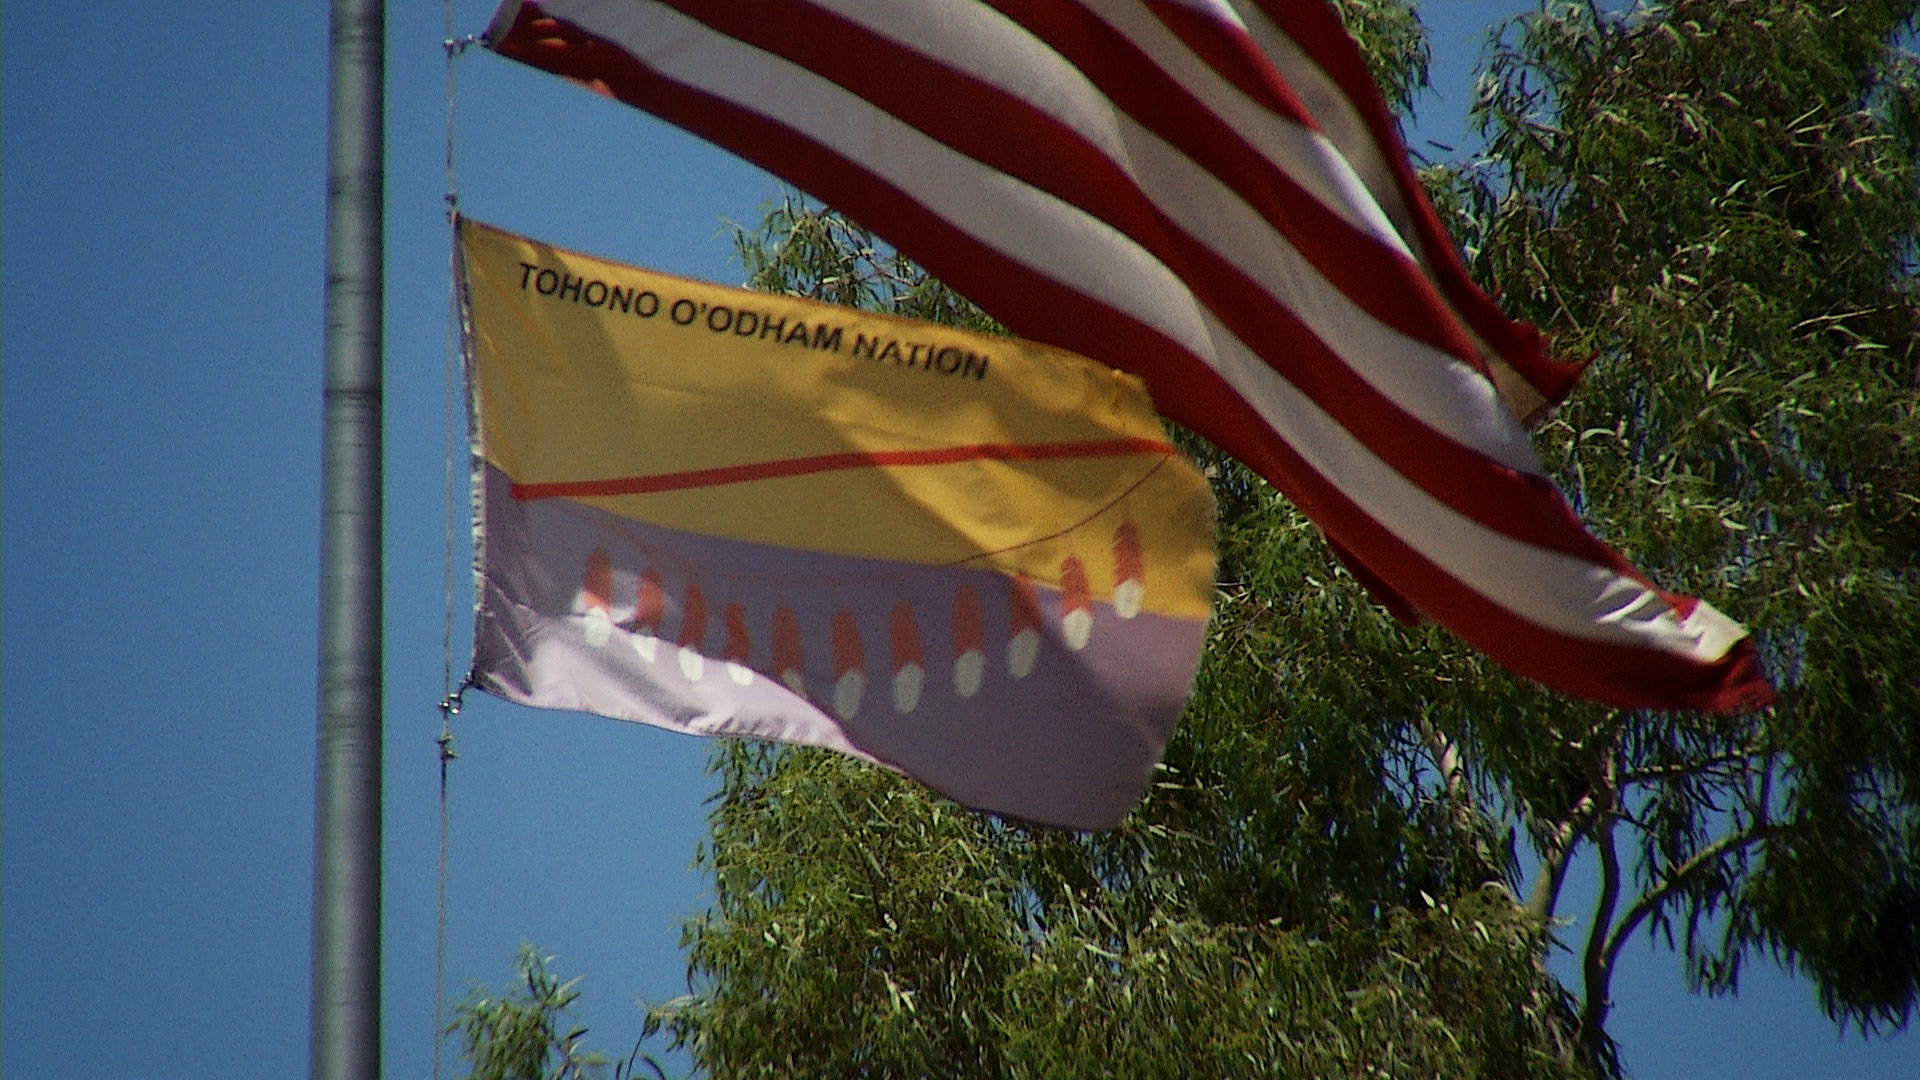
474,464,1206,829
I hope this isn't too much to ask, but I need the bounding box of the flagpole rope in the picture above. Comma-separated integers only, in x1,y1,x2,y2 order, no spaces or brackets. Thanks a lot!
432,691,461,1080
434,5,477,1080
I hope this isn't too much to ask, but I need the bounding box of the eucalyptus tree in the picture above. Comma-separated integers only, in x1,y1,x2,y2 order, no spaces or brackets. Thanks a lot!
466,1,1917,1075
647,2,1602,1074
1439,0,1920,1048
451,946,630,1080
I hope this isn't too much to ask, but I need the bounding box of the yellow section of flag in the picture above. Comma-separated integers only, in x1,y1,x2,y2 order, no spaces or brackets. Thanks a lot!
461,219,1214,618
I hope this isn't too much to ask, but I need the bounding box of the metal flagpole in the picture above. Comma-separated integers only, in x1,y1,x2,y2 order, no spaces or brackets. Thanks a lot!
311,0,384,1078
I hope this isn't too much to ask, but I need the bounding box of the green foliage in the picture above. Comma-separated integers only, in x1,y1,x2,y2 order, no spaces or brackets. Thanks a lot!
1327,0,1432,117
730,195,1002,335
451,3,1919,1076
1446,0,1920,1041
453,946,661,1080
653,730,1594,1078
645,14,1606,1062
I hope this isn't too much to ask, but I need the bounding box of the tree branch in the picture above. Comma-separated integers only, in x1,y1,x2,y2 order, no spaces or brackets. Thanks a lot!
1415,714,1470,807
1415,714,1521,899
1416,714,1484,849
1578,759,1623,1051
1600,820,1776,978
1526,789,1599,922
1617,743,1768,786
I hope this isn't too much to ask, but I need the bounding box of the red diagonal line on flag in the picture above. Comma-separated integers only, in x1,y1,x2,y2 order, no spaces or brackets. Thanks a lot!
509,437,1176,500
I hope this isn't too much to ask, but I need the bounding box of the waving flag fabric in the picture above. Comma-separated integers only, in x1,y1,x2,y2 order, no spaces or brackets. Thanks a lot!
461,218,1216,829
484,0,1772,712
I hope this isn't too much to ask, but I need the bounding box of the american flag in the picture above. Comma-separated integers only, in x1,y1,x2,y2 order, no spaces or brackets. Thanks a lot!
485,0,1771,712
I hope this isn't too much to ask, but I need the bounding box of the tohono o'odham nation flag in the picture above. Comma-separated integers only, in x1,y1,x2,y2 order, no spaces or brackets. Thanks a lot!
461,218,1217,830
483,0,1773,713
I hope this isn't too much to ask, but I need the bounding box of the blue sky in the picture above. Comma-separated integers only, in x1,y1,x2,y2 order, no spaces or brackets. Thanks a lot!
1,3,1912,1078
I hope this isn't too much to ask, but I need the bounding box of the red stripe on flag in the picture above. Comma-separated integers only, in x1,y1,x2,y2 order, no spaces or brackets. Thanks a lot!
1143,0,1304,119
510,437,1176,500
